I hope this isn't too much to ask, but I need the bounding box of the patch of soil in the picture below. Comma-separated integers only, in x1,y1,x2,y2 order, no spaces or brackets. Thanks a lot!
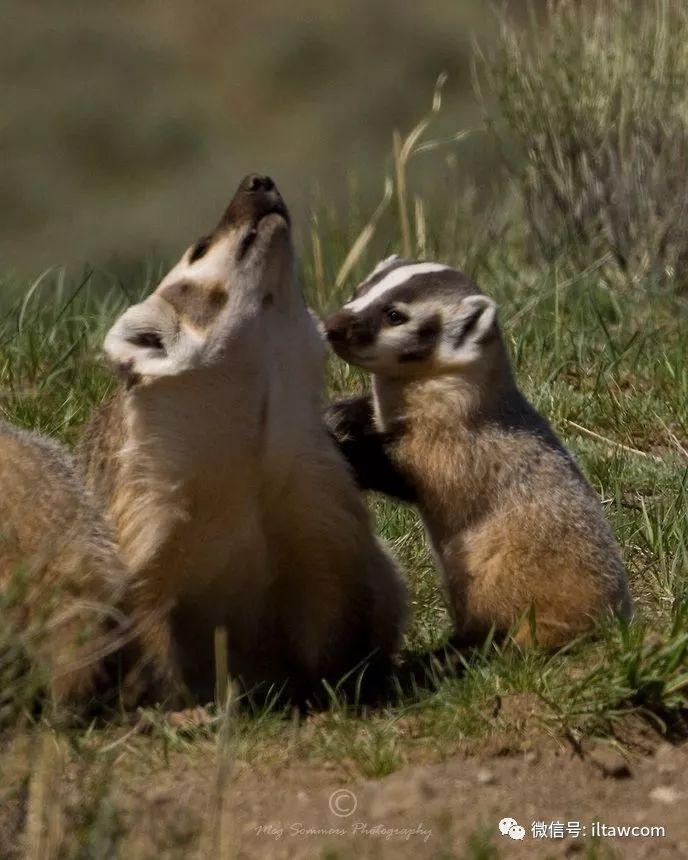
110,735,688,858
3,726,688,858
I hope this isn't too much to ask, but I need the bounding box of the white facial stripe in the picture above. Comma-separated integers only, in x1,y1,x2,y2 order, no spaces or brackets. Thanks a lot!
366,254,401,280
159,238,230,290
346,263,450,312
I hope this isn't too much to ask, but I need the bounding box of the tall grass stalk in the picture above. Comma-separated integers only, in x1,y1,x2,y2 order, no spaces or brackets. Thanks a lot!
331,72,472,293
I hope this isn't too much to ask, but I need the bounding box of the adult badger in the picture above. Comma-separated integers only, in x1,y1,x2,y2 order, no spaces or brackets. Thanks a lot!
79,176,406,706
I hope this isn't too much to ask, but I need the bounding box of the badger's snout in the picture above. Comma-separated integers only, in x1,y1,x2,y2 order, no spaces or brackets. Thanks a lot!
323,310,355,344
244,174,274,193
324,311,379,356
220,173,289,230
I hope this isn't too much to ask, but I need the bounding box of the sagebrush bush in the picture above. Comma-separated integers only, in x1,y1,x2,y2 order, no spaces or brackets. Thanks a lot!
480,0,688,287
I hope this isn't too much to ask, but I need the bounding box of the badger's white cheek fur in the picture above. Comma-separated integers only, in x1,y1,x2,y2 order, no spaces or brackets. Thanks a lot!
436,339,481,371
104,321,207,380
144,329,207,377
371,329,412,365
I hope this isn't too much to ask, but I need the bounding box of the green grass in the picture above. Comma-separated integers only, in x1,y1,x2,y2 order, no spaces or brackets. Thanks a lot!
2,225,687,741
2,88,688,858
2,257,687,857
1,175,687,853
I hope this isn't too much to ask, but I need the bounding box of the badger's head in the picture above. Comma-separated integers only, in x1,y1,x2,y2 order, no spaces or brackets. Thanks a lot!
323,257,500,378
105,174,292,385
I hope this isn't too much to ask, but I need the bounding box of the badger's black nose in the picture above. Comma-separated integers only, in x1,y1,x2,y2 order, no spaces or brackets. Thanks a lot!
324,311,353,344
245,174,275,193
219,174,288,230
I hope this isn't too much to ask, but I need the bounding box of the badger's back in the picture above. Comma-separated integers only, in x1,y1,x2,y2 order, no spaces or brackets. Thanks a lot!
0,420,129,705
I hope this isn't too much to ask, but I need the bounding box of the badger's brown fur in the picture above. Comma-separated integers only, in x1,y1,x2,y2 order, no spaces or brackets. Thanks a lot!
79,176,407,705
0,420,130,705
325,257,632,649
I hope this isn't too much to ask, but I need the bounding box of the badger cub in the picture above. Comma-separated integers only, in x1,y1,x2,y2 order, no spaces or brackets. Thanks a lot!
325,257,632,648
80,176,407,704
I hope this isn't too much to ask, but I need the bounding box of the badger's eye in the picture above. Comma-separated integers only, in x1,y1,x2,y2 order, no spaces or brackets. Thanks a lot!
384,307,409,326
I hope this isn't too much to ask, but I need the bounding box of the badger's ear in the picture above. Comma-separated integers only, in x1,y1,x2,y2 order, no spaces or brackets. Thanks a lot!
103,296,203,382
441,294,498,364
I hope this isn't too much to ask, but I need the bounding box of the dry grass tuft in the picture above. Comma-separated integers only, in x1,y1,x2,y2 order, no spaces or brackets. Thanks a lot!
480,0,688,288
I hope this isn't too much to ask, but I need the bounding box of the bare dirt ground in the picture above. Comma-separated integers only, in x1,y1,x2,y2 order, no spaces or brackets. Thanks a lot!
108,732,688,858
3,714,682,859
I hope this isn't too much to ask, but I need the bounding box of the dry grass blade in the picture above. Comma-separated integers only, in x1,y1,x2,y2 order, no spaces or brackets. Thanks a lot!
311,226,325,295
399,70,448,164
564,420,664,463
414,129,473,154
414,195,427,258
334,177,393,289
199,684,237,859
23,733,66,860
214,625,229,707
394,130,412,256
395,72,450,256
655,414,688,460
335,71,471,285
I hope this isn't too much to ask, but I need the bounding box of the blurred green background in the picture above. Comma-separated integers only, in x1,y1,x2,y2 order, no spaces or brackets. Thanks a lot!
1,1,540,274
